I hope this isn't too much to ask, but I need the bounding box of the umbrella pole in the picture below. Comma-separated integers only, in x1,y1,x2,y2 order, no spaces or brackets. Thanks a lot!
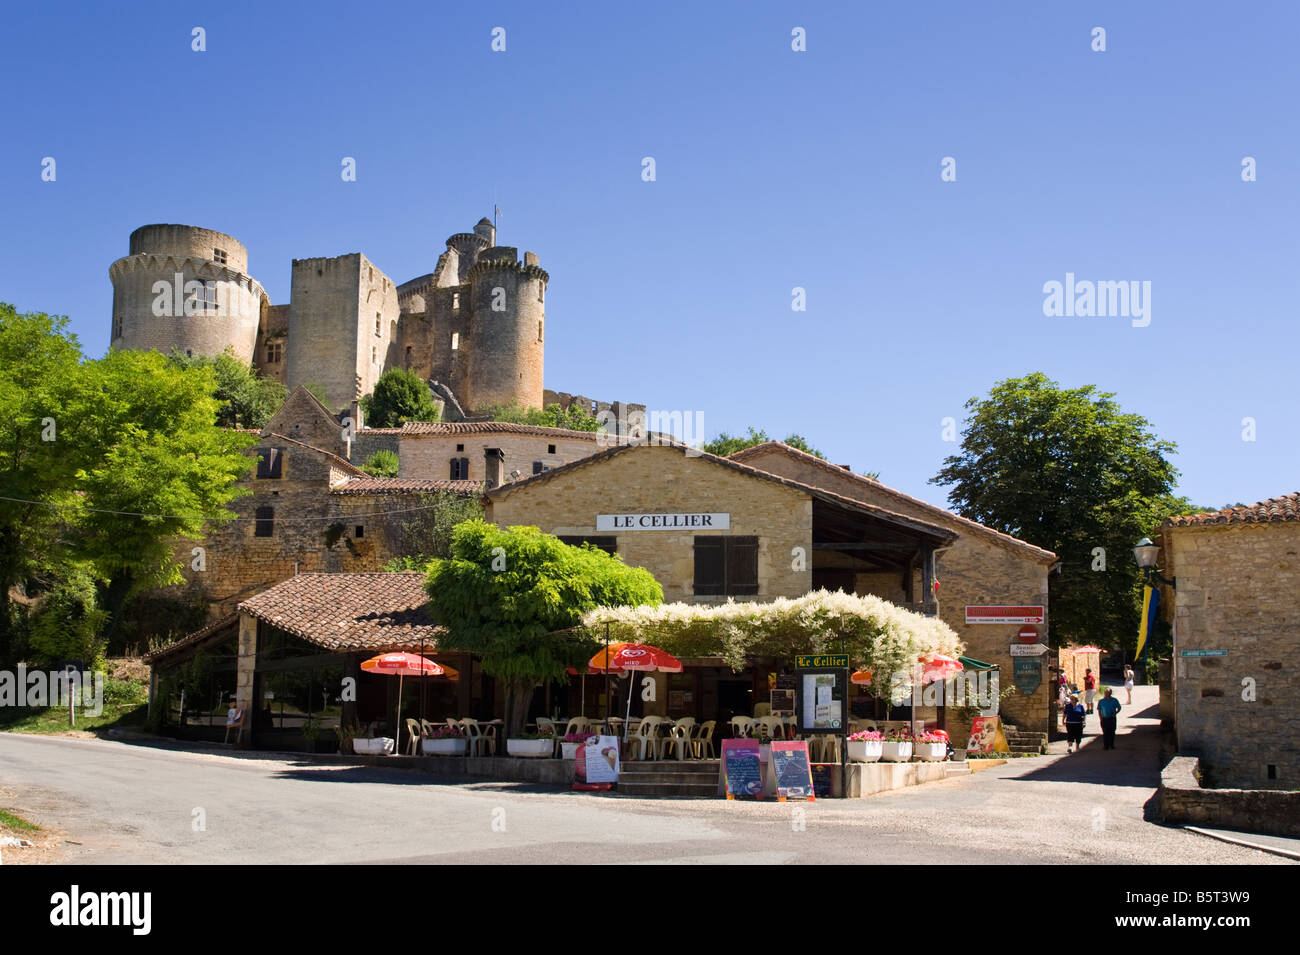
396,673,404,755
624,673,634,741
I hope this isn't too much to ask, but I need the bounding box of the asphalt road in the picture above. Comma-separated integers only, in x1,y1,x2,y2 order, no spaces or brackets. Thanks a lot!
0,686,1289,864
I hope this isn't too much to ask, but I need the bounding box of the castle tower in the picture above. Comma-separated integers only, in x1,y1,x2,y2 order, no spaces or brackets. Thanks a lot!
464,246,547,411
109,224,266,363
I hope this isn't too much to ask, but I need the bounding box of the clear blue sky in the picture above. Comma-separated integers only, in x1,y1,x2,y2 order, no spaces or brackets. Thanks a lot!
2,2,1296,513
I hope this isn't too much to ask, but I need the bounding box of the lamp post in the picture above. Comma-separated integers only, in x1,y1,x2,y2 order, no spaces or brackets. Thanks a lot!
1132,537,1176,589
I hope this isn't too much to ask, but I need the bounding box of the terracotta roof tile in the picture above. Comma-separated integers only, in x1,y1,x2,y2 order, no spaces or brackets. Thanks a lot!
729,442,1057,563
238,572,444,652
1164,492,1300,527
398,420,600,439
330,477,484,496
262,432,365,477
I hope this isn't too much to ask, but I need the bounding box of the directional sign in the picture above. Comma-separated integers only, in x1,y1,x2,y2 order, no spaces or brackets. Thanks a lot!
1181,650,1228,658
1009,643,1049,656
967,606,1045,625
795,654,849,669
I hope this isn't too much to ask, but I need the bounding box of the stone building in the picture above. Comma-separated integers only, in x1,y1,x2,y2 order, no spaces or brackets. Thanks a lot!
353,420,602,482
728,442,1057,732
1160,492,1300,790
108,218,640,418
165,386,480,619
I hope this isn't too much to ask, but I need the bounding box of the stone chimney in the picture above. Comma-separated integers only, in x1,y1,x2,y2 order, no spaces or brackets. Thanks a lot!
484,447,505,490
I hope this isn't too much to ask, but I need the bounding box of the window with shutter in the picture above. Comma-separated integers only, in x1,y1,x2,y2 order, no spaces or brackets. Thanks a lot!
255,448,282,479
726,536,759,595
693,537,726,595
254,506,274,537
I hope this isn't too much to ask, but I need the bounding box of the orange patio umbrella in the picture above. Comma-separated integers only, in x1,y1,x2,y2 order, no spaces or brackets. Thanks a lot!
361,652,445,755
594,644,683,740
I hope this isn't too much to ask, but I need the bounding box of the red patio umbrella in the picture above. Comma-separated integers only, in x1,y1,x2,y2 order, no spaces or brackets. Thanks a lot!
361,652,445,755
595,644,682,740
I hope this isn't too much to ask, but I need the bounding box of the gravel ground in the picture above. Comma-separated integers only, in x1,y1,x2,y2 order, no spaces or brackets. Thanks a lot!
0,686,1290,865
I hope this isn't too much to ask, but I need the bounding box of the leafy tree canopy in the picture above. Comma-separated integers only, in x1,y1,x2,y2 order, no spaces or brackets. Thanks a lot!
424,520,662,732
478,402,602,431
0,304,254,663
359,449,399,477
167,350,287,429
384,491,484,569
360,368,440,428
930,372,1200,653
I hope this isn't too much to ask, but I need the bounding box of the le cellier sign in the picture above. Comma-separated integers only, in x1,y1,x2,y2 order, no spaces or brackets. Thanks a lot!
597,513,730,530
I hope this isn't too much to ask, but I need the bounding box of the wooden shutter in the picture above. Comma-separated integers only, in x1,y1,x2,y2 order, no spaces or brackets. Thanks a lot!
532,461,544,475
255,448,282,479
694,537,726,595
254,506,274,538
726,537,759,595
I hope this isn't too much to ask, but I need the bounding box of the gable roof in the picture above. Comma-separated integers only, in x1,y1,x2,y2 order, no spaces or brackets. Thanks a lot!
238,572,444,651
142,613,239,666
1165,492,1300,527
729,442,1056,563
486,441,957,544
264,384,344,435
397,420,601,439
330,477,484,496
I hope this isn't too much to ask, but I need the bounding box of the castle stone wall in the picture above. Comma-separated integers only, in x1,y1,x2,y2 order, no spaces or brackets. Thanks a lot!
466,257,545,411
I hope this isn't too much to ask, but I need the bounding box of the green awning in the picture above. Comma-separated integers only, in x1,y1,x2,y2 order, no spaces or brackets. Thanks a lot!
959,655,997,670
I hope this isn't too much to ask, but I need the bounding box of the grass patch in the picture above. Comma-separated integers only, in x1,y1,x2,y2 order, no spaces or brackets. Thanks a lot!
0,808,39,832
0,676,148,735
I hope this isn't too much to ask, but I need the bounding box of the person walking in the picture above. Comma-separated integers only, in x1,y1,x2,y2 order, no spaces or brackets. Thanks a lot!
1063,693,1086,753
1084,668,1097,714
1097,687,1121,750
1124,665,1135,704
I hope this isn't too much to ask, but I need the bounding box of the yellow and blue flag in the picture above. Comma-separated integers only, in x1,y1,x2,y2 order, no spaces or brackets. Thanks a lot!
1136,585,1159,661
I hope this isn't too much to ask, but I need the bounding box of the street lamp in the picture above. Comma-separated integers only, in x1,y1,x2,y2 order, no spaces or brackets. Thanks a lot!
1132,537,1176,588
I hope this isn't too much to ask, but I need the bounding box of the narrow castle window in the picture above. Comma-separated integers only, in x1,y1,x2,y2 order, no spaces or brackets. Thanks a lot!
451,332,459,351
404,345,412,366
375,313,382,336
452,292,460,310
266,342,283,363
372,345,378,364
539,282,545,303
254,506,274,538
213,248,227,265
112,316,122,339
538,319,543,342
368,266,374,282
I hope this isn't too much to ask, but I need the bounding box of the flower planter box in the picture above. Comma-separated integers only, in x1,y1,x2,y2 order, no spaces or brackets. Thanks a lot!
913,742,948,762
353,737,394,756
847,740,883,763
560,741,586,760
880,741,913,762
421,737,467,756
507,738,555,758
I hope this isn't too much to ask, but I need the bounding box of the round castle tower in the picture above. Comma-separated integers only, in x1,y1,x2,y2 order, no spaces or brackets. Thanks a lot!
109,224,266,363
465,246,547,411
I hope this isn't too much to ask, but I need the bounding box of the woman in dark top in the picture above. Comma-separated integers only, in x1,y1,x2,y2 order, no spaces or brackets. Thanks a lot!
1063,693,1086,753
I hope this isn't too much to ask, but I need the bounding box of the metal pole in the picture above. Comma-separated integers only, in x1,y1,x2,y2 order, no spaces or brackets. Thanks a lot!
604,623,610,725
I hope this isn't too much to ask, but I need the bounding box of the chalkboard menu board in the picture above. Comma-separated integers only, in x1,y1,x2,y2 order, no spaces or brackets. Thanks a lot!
811,763,834,798
721,739,764,799
771,741,815,801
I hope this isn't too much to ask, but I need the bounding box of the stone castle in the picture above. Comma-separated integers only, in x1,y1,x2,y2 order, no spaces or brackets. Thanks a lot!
108,218,634,422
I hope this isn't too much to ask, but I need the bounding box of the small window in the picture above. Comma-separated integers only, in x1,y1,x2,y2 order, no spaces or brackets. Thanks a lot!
539,282,545,303
213,248,227,265
547,444,556,454
450,457,469,480
404,345,412,366
532,461,543,475
375,313,382,336
455,444,464,452
372,345,378,364
255,448,283,479
254,506,274,537
368,266,374,282
112,316,122,339
266,342,283,363
451,332,459,351
694,536,758,596
538,319,543,342
192,280,219,310
452,292,460,310
355,525,364,538
185,349,192,357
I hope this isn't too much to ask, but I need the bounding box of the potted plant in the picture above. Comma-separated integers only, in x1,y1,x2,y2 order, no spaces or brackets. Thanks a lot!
421,724,467,756
506,728,556,758
337,720,362,756
913,730,949,761
560,731,596,760
880,729,913,762
847,730,884,763
352,720,395,756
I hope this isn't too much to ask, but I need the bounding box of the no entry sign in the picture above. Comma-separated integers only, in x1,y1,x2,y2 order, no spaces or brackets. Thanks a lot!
1017,625,1040,644
965,606,1044,625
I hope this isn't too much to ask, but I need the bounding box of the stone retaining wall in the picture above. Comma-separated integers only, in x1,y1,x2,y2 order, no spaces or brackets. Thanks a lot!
1158,755,1300,837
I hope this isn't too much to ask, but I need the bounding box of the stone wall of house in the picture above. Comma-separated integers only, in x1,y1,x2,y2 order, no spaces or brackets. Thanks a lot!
1165,521,1300,789
734,447,1055,732
1158,756,1300,837
399,432,598,482
486,444,813,603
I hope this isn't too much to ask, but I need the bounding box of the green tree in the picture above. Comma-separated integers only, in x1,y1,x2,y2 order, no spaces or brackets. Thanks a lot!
423,521,662,733
703,427,832,461
360,368,440,428
478,402,602,431
0,305,254,661
167,350,287,429
359,450,400,477
384,491,485,570
302,381,333,410
930,373,1200,653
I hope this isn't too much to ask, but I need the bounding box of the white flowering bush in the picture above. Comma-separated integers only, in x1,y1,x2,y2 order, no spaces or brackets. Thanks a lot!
582,589,961,700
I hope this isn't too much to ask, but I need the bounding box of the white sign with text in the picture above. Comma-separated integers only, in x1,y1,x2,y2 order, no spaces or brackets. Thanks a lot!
596,513,730,531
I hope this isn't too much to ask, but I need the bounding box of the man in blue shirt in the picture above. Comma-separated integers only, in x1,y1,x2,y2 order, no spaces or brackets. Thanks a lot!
1063,694,1086,753
1096,687,1122,750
